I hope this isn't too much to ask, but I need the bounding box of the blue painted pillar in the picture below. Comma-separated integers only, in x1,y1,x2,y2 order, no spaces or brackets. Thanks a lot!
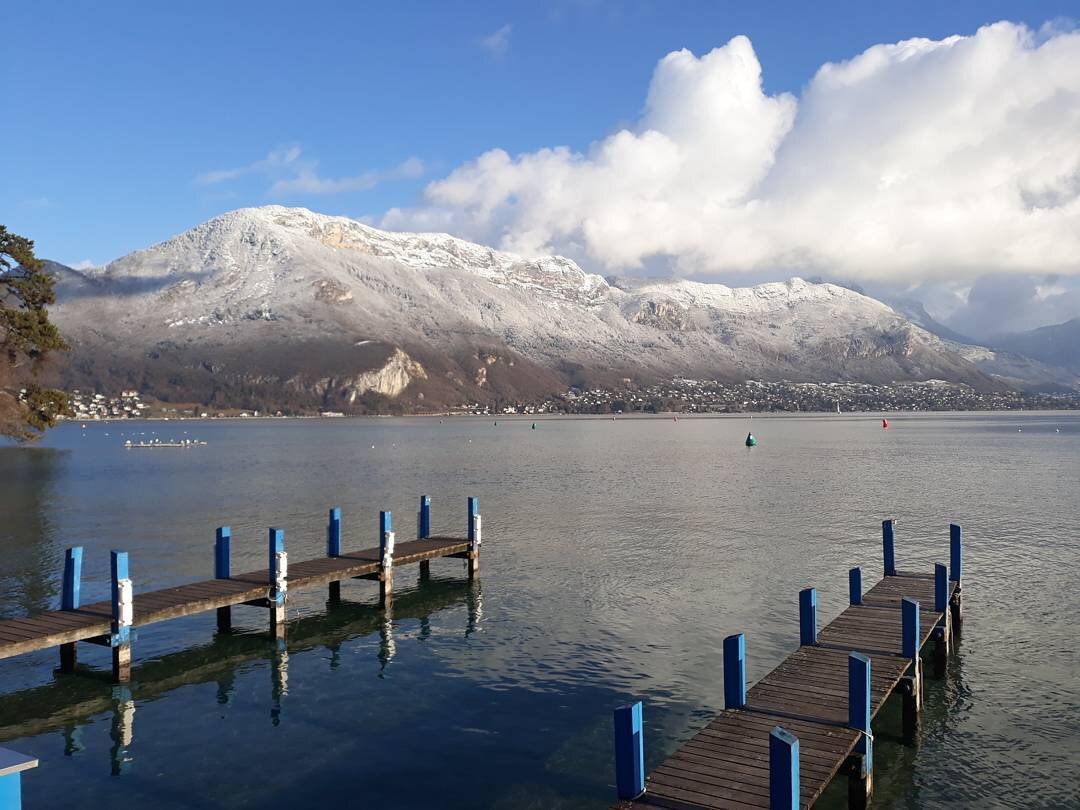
799,588,817,646
214,527,232,633
110,550,133,683
723,634,746,710
613,701,645,800
268,528,287,639
901,597,920,662
466,496,481,578
379,511,394,606
467,496,479,542
769,726,799,810
0,747,39,810
848,652,873,801
59,547,83,672
419,496,431,539
62,547,83,610
934,563,948,613
215,527,231,578
949,524,962,583
327,508,341,557
848,567,862,606
882,519,896,576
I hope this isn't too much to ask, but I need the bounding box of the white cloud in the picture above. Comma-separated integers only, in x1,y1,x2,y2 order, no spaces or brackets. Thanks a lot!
196,146,303,185
269,157,424,197
479,24,512,56
383,22,1080,283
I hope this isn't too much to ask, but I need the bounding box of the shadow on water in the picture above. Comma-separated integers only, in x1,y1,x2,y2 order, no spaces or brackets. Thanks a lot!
0,576,481,776
0,447,66,617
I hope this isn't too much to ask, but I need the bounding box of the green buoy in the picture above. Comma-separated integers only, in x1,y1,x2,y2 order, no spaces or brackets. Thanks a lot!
745,432,757,447
531,422,536,430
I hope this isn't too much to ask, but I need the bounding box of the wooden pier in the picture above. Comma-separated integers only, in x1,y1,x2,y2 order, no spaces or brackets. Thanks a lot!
0,496,483,684
613,521,964,809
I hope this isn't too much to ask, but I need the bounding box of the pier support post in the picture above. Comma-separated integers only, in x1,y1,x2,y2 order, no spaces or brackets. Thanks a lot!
769,726,799,810
59,546,83,673
467,496,481,579
723,634,746,710
799,588,817,646
845,652,873,808
110,551,134,683
949,524,963,641
418,496,431,580
327,508,342,603
882,519,896,576
215,527,231,633
613,701,645,800
900,597,922,744
932,563,950,676
379,511,394,607
848,567,862,606
0,746,39,808
268,529,287,640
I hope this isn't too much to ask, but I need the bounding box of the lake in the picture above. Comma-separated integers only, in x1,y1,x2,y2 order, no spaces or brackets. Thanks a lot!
1,413,1078,808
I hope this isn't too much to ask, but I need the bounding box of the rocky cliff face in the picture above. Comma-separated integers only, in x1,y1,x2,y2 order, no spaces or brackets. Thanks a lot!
46,205,1008,411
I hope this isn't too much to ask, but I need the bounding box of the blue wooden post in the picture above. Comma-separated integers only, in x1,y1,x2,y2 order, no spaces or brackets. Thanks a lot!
215,527,231,578
799,588,817,646
327,508,341,557
613,701,645,800
379,511,394,606
949,524,962,583
467,496,479,542
110,550,133,683
0,747,39,810
769,726,799,810
268,528,287,639
723,633,746,710
848,652,873,801
419,496,431,539
215,527,232,633
466,496,481,578
934,563,948,613
902,597,919,662
882,519,896,576
59,547,84,672
848,567,862,606
62,547,83,610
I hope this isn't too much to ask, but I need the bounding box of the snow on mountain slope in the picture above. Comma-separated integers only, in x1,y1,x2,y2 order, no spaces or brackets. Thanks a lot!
48,206,1002,409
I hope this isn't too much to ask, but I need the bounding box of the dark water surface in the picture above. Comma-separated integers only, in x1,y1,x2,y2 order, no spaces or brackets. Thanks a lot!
1,413,1078,808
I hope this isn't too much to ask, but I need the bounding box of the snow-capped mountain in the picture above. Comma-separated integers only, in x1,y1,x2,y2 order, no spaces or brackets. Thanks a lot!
48,206,1007,410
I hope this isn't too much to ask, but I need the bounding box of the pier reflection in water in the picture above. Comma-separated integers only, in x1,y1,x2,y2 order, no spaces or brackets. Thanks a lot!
0,575,480,775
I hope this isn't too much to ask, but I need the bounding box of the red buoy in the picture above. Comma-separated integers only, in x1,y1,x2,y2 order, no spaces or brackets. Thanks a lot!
882,418,889,429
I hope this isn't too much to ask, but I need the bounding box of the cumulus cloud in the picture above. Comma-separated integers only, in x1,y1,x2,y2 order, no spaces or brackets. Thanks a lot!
383,22,1080,283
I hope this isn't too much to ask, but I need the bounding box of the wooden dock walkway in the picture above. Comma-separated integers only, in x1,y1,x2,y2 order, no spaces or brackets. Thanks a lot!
613,521,964,810
0,496,482,683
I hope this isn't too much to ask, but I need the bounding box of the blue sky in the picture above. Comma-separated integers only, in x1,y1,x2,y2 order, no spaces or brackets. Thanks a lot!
6,0,1075,271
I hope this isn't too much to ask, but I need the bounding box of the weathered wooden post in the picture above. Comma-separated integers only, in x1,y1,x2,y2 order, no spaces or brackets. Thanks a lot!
110,550,134,683
379,511,394,607
723,633,746,709
0,747,39,808
846,652,873,808
214,527,231,633
769,726,799,810
932,562,950,676
900,596,922,743
59,546,83,673
467,496,481,579
882,519,897,576
268,528,287,639
418,496,431,581
949,523,963,639
613,701,645,800
848,566,862,606
799,588,817,646
327,508,342,603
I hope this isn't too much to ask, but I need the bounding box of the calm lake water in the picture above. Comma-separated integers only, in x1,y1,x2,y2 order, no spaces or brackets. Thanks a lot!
1,413,1078,808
